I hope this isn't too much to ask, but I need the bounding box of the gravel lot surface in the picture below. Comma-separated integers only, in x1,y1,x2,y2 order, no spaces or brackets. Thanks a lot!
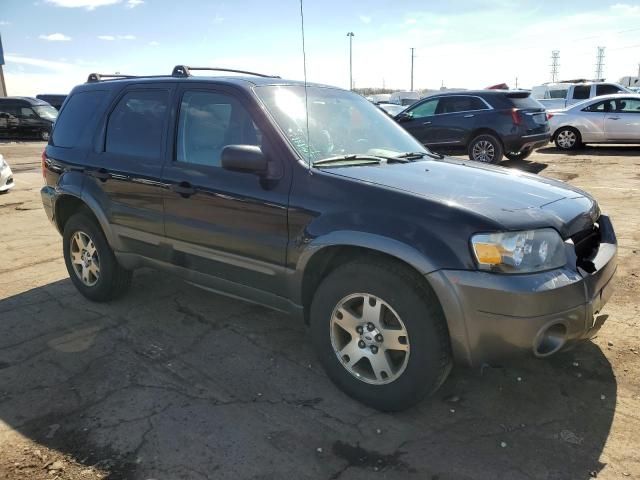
1,141,638,480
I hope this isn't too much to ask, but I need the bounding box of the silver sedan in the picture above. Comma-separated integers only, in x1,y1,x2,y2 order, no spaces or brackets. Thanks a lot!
549,94,640,150
0,154,14,193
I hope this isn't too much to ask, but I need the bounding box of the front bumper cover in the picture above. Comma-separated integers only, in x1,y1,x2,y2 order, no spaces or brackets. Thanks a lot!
427,215,617,366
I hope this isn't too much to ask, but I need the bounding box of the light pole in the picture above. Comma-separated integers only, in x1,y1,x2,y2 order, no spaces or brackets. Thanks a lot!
410,47,415,91
347,32,354,90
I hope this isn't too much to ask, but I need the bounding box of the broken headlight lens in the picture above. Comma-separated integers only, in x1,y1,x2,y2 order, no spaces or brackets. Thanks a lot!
471,228,566,273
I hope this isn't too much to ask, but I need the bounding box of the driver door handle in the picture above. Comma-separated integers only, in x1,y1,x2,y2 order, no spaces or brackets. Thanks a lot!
422,121,432,125
170,181,196,198
608,116,620,120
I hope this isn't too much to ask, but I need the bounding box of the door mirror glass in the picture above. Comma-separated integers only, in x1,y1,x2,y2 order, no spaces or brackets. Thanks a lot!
221,145,268,175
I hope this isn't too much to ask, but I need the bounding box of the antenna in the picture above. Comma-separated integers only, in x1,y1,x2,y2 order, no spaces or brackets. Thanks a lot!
550,50,560,83
595,46,605,80
299,0,311,171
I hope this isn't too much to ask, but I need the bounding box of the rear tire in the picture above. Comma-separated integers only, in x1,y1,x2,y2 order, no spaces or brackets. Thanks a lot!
554,127,581,150
40,130,50,141
505,147,533,161
63,210,132,302
309,258,452,411
468,134,503,163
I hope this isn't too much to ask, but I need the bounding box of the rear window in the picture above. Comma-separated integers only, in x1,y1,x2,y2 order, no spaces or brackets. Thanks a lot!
52,90,108,148
504,93,543,109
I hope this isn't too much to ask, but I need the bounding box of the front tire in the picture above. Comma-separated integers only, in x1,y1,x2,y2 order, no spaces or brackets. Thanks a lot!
63,211,132,302
310,258,452,411
468,134,503,163
554,127,581,150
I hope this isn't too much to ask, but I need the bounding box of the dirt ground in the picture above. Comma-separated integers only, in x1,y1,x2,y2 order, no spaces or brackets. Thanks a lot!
0,141,638,480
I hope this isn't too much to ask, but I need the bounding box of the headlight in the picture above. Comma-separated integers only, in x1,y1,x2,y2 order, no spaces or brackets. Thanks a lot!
0,155,5,169
471,228,566,273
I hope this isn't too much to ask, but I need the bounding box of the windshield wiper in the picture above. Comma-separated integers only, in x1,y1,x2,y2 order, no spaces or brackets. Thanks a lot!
311,154,410,167
394,151,445,160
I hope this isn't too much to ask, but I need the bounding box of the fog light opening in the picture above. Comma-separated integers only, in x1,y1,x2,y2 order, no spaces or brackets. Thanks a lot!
534,323,567,357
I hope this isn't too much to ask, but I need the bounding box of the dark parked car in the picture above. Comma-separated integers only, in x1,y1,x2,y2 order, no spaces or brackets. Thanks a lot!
36,94,68,111
41,66,616,411
395,90,550,163
0,97,58,140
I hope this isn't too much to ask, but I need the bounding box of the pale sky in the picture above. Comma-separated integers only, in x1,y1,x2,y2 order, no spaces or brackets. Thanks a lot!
1,0,640,96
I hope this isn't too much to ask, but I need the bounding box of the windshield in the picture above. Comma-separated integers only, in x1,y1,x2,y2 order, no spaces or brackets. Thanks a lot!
254,85,427,164
33,105,59,121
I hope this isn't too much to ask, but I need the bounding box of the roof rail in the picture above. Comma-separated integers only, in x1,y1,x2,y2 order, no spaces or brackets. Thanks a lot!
172,65,280,78
86,73,138,83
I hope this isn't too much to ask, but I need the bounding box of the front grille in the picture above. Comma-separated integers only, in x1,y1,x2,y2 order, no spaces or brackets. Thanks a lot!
572,223,601,272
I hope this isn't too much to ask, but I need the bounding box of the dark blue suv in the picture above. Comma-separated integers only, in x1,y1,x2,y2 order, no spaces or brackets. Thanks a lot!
395,90,550,163
41,66,617,411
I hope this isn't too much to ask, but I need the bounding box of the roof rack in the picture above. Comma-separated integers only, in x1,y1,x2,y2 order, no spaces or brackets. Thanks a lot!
171,65,280,78
86,73,138,83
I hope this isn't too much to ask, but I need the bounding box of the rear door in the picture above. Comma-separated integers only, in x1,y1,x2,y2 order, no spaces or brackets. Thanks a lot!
605,97,640,141
396,97,440,145
161,85,291,296
84,84,176,258
0,103,20,138
433,95,491,144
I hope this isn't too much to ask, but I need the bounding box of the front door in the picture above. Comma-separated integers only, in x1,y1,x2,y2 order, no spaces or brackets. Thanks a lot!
162,86,291,297
398,97,441,146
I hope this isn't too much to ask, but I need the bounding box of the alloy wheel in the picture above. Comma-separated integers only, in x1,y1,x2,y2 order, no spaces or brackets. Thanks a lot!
556,130,577,149
330,293,410,385
472,140,495,162
70,231,101,287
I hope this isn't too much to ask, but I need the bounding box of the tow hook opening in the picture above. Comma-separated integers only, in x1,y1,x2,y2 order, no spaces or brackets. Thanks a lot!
533,322,568,357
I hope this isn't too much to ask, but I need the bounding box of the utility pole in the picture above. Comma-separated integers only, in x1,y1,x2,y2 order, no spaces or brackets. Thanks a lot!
410,47,415,91
595,46,605,80
515,76,518,89
347,32,354,90
550,50,560,83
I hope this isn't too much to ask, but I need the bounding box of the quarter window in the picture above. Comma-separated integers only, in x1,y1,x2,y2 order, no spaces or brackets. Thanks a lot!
106,90,169,158
176,91,262,167
52,90,108,148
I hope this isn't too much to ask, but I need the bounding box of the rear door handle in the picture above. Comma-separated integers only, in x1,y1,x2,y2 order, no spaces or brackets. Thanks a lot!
170,181,196,198
90,168,111,181
608,117,620,120
422,121,432,125
463,114,475,118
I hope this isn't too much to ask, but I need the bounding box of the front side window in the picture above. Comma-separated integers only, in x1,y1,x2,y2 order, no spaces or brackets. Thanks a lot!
596,84,624,96
176,91,262,167
407,98,439,118
572,86,591,100
106,90,169,158
33,105,59,121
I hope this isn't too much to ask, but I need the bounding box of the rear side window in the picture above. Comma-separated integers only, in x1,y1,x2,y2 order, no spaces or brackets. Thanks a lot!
106,90,169,158
572,86,591,100
52,90,107,148
436,96,488,114
596,84,624,96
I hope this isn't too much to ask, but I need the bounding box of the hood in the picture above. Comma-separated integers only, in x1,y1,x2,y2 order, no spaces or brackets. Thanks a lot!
324,158,598,238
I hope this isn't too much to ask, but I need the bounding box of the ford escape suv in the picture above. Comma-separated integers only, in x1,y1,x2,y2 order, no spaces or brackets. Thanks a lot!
41,66,617,411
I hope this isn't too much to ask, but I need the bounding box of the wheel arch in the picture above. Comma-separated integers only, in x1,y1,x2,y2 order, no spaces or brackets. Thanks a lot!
466,127,504,148
54,192,119,249
296,232,440,324
551,124,582,141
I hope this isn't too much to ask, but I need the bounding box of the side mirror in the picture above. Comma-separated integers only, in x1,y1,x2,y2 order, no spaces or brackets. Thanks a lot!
395,113,411,123
221,145,268,175
0,113,8,119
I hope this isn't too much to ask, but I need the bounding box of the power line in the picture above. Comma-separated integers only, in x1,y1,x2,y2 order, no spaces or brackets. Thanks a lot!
550,50,560,82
